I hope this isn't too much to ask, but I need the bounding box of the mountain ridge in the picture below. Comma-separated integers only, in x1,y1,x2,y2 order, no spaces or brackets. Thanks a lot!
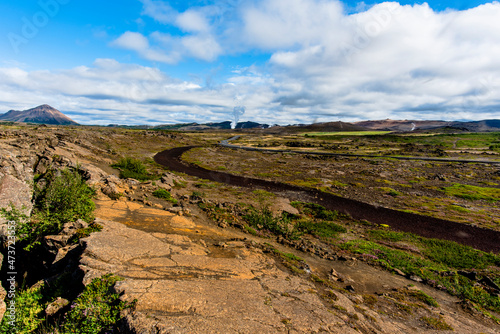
0,105,78,125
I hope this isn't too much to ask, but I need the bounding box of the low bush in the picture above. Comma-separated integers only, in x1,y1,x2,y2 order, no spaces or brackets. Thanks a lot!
152,189,178,204
60,274,135,333
0,275,134,334
244,208,297,238
10,168,96,251
112,157,154,181
290,201,346,221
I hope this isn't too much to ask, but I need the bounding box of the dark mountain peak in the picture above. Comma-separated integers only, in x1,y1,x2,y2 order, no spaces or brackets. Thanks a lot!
0,105,78,125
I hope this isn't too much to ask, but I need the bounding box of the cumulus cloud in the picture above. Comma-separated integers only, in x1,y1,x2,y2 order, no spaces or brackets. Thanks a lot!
0,59,278,125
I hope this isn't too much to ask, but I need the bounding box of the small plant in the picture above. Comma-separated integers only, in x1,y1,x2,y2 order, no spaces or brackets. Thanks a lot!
152,189,178,204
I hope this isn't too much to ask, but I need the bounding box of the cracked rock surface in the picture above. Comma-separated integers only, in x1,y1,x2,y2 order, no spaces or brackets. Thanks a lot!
80,215,358,333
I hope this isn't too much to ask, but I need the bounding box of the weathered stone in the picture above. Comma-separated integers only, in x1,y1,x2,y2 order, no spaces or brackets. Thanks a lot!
61,219,88,236
458,270,477,281
268,197,299,216
44,235,71,252
408,275,423,283
35,156,51,175
393,268,405,276
52,244,80,268
45,297,70,317
0,174,32,237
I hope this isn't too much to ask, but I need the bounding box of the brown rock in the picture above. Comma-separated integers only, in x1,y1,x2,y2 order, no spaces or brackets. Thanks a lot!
45,297,69,316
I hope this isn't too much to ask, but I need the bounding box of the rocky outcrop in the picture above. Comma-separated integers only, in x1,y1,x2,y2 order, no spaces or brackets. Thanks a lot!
79,218,360,333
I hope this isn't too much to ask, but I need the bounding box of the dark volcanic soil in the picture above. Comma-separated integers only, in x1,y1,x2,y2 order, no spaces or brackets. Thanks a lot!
155,146,500,253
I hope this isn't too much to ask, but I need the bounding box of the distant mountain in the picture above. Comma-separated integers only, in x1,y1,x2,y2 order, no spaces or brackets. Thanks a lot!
355,119,500,132
260,121,367,134
0,105,78,125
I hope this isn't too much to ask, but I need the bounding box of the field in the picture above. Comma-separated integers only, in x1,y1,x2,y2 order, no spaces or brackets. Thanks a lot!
2,124,499,330
184,131,500,231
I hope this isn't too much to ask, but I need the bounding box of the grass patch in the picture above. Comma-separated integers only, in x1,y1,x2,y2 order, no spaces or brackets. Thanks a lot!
266,244,306,274
420,316,453,330
442,183,500,202
407,290,439,307
304,131,392,136
173,179,187,188
297,220,347,239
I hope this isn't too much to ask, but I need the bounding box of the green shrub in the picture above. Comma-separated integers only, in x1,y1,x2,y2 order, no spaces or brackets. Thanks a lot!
190,191,205,200
16,168,96,250
407,290,439,307
36,168,95,225
61,274,135,333
0,284,45,333
173,179,187,188
244,208,296,238
421,316,453,330
112,157,154,181
152,189,178,204
290,202,346,221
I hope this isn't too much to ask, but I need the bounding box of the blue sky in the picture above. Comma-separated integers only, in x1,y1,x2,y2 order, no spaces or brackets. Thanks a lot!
0,0,499,125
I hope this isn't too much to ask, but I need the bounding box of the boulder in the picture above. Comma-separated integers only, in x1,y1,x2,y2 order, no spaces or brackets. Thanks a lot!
0,173,32,238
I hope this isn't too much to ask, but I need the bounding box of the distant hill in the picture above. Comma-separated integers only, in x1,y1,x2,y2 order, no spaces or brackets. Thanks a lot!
0,105,78,125
355,119,500,132
259,121,367,134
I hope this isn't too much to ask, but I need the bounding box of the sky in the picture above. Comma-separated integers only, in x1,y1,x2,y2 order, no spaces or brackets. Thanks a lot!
0,0,499,126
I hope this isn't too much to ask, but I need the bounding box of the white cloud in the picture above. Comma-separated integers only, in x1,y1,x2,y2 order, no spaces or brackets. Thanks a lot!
139,0,178,24
111,31,181,64
112,31,149,51
176,10,211,33
181,35,222,61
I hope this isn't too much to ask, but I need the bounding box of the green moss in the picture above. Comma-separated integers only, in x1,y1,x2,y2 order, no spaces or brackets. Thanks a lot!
442,183,500,202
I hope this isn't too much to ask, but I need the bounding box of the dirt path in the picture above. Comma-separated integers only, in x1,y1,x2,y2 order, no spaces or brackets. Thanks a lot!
154,146,500,253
